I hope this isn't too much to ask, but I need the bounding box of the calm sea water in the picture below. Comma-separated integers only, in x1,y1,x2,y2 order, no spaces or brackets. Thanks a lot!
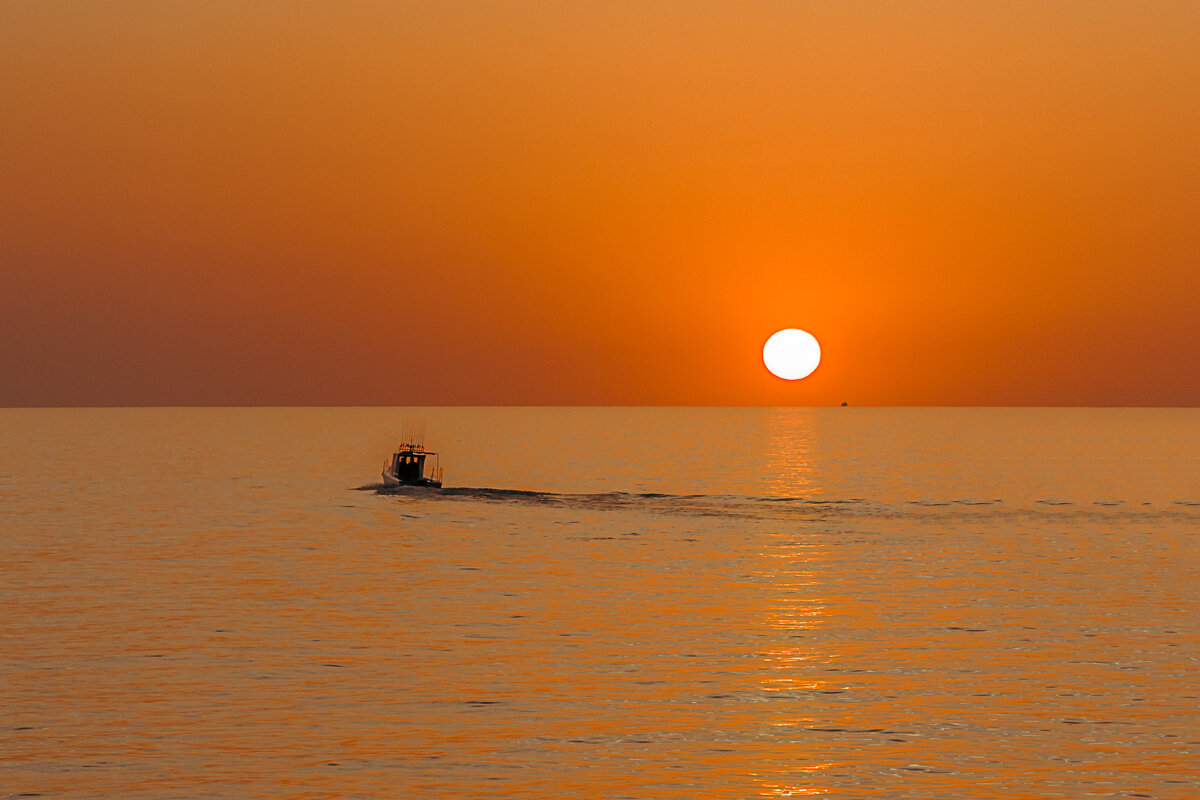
2,407,1198,799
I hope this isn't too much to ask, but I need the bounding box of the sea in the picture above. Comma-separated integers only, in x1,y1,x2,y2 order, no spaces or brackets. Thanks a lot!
2,406,1198,799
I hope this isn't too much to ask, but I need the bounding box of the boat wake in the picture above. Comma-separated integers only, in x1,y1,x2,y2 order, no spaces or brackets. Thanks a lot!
353,483,1200,521
358,484,885,519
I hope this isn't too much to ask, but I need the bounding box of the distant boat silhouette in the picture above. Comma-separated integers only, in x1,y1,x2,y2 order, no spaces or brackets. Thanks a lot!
382,426,443,487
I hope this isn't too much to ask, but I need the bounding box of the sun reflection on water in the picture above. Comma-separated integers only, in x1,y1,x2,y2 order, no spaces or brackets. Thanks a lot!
762,408,822,497
755,778,832,797
747,411,839,797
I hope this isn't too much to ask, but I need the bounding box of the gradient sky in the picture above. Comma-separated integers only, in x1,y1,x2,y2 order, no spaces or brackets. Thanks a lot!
3,1,1198,406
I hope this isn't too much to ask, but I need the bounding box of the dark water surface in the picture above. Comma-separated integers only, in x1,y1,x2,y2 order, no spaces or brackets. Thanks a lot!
2,407,1198,798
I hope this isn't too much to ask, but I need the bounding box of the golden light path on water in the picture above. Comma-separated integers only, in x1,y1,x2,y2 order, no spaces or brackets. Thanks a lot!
752,412,832,797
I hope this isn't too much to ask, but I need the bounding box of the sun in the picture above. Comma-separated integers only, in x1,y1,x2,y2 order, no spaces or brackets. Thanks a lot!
763,329,821,380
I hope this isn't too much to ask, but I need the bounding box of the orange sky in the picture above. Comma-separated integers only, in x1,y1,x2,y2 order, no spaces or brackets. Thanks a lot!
2,1,1198,406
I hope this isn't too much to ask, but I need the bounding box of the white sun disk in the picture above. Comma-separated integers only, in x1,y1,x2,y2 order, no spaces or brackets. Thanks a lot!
763,329,821,380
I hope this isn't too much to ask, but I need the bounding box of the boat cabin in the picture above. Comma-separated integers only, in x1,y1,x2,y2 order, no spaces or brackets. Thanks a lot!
382,442,443,488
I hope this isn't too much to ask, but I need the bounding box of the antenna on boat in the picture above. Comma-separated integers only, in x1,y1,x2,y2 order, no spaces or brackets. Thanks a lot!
398,420,431,451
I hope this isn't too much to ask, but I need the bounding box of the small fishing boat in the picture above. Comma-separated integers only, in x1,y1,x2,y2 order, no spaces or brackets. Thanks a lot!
382,438,443,488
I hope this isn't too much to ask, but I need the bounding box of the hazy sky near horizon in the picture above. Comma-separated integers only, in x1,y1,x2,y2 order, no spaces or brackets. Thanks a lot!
3,1,1198,406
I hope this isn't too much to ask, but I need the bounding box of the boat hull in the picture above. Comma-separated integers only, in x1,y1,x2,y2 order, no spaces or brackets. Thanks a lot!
382,468,441,489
